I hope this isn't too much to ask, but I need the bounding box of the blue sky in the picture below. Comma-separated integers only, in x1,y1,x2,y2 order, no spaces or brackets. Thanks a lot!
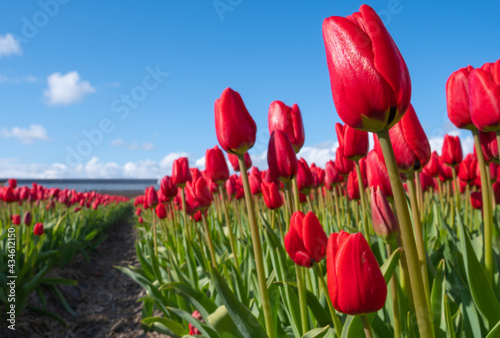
0,1,499,178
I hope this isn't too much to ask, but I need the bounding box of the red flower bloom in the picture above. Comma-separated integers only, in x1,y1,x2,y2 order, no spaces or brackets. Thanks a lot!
11,214,21,226
366,150,393,198
336,123,369,161
155,203,167,219
422,151,440,177
205,145,230,184
34,222,44,236
267,130,298,183
441,134,463,167
471,191,482,210
370,187,399,243
172,157,192,187
261,181,283,210
469,59,500,131
227,152,252,172
268,101,305,153
446,65,475,130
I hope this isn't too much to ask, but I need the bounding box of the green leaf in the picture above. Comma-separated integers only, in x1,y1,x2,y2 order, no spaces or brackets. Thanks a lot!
211,266,268,338
444,294,456,338
84,229,99,241
380,247,402,284
159,282,217,319
23,265,49,295
167,306,221,338
51,285,77,316
207,305,244,338
27,306,67,326
486,320,500,338
142,316,187,336
302,325,330,338
431,259,446,331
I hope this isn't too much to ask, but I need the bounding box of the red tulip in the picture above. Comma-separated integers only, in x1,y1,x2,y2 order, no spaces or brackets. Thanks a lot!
225,175,238,198
419,172,435,192
135,207,142,216
471,191,482,210
469,59,500,131
336,123,369,161
370,187,399,243
187,177,213,211
2,187,17,203
284,211,328,267
479,131,499,163
11,214,21,226
446,66,475,130
438,160,453,182
267,130,298,183
327,230,387,315
297,158,314,194
189,311,204,336
268,101,305,153
172,157,192,187
373,104,430,173
34,222,44,236
423,151,440,177
155,203,167,219
160,176,178,199
347,170,360,201
458,153,477,183
325,160,342,187
493,182,500,204
441,134,463,167
249,168,262,195
261,181,283,210
8,178,17,189
366,150,393,198
23,211,32,227
190,168,202,182
138,217,143,224
335,146,354,176
145,186,158,209
214,87,257,155
322,4,411,132
227,152,252,172
205,145,230,184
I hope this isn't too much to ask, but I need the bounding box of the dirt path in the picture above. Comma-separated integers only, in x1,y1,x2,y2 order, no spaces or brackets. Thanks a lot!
2,216,160,337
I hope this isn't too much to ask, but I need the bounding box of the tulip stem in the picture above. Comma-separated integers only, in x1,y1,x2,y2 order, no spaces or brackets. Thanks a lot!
179,188,191,242
472,129,493,286
151,209,158,257
451,167,461,212
361,315,374,338
355,162,370,245
377,129,434,338
201,213,218,270
313,263,343,337
292,177,301,213
332,187,342,231
296,265,309,334
237,155,275,338
219,186,240,273
386,244,401,338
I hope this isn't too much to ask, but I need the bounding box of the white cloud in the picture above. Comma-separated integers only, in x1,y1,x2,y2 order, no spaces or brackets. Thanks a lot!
0,34,21,58
44,71,95,105
110,138,155,151
0,124,49,144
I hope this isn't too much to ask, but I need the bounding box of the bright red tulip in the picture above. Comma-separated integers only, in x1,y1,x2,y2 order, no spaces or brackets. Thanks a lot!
172,157,192,187
267,130,298,183
268,101,305,153
160,176,178,199
423,151,440,177
371,187,399,243
8,178,17,189
325,160,342,188
227,152,252,172
225,175,238,198
214,87,257,155
249,168,262,195
335,146,354,176
471,191,482,210
446,66,475,130
336,123,369,161
297,158,314,194
327,230,387,315
145,186,158,209
347,170,360,201
2,187,17,203
469,59,500,131
34,222,44,236
366,150,393,198
261,181,283,210
188,177,213,211
419,172,435,192
438,160,453,182
155,203,167,219
11,214,20,226
458,153,477,183
138,217,143,224
205,145,229,184
479,131,499,163
284,211,328,267
441,134,463,167
323,4,411,132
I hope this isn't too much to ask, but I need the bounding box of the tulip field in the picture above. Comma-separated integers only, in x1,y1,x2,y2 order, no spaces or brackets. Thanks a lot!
3,3,500,338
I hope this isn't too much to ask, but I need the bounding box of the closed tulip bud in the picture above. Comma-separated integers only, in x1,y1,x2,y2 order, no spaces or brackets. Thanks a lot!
479,131,499,163
336,123,369,161
190,168,202,182
172,157,192,187
135,207,142,216
23,211,32,227
11,214,21,226
323,4,411,132
366,150,393,198
423,151,440,177
155,203,167,219
284,211,328,267
160,176,178,199
373,104,430,173
268,101,305,153
228,152,252,172
146,186,158,209
325,160,342,187
34,222,44,236
205,145,229,184
347,171,360,200
8,178,17,189
313,166,325,186
446,66,475,130
471,191,482,210
458,153,477,183
327,230,387,315
189,310,204,336
249,170,262,195
2,187,17,203
138,217,143,224
297,158,314,193
469,59,500,131
419,172,435,192
438,160,453,182
371,187,399,243
225,175,238,198
442,134,463,167
335,146,354,176
193,177,213,210
268,130,298,183
215,87,257,155
491,163,498,182
261,169,280,186
193,210,204,223
261,181,283,210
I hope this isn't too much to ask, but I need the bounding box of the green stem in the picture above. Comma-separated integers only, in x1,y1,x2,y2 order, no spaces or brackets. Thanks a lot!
292,177,301,213
296,266,308,334
355,161,370,245
386,244,401,338
451,166,460,212
179,188,191,242
151,209,158,257
472,129,493,286
201,213,218,270
313,263,343,337
333,187,342,230
219,186,240,273
377,129,434,338
361,314,374,338
238,155,275,338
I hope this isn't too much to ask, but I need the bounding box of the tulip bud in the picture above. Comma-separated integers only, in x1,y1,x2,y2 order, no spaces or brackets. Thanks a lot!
366,150,393,198
267,130,298,183
370,187,399,243
336,123,369,161
155,203,167,219
146,186,158,209
214,87,257,155
205,145,230,184
347,171,360,201
325,160,342,188
8,178,17,189
23,211,32,227
471,191,482,210
34,222,44,236
172,157,192,187
268,101,305,153
469,59,500,132
327,230,387,315
261,181,283,210
227,152,252,172
441,134,463,167
335,146,354,176
423,151,440,177
458,153,477,183
11,214,21,226
160,176,178,199
446,66,475,130
297,158,314,194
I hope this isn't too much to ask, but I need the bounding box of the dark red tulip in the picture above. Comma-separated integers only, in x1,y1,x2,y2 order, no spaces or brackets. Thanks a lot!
284,211,328,267
268,101,305,153
261,181,283,210
423,151,440,178
146,186,158,209
267,130,298,183
160,176,178,199
469,59,500,131
336,123,369,161
172,157,192,187
335,146,354,176
34,222,44,236
371,187,399,243
11,214,20,226
297,158,314,194
347,170,360,200
23,211,32,227
325,160,342,188
327,230,387,315
419,172,435,192
458,153,477,183
205,145,230,184
446,66,475,130
227,152,252,172
366,150,393,198
135,207,142,216
155,203,167,219
471,191,483,210
323,4,411,132
441,134,463,167
214,87,257,155
373,104,430,173
490,163,498,182
493,182,500,204
189,311,204,336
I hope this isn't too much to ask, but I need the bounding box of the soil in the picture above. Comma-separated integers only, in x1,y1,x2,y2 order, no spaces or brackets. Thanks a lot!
1,217,162,338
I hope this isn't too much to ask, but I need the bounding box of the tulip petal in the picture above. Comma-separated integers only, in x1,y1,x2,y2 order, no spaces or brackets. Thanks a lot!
302,212,328,262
